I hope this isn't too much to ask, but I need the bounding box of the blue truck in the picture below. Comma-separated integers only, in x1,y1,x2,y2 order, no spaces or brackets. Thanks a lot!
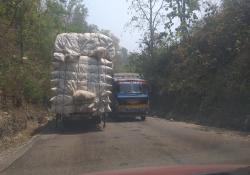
111,73,149,121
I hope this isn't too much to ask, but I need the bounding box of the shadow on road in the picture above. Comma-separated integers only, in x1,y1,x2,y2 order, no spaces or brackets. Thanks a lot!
32,119,103,136
107,116,145,123
32,116,145,136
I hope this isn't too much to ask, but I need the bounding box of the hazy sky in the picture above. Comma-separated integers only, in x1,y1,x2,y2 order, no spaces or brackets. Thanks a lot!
84,0,140,52
84,0,221,52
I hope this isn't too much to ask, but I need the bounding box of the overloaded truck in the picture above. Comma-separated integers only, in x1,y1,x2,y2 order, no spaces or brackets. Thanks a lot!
50,33,115,127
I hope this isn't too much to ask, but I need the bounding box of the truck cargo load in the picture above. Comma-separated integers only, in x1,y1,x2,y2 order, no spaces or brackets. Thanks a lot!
50,33,115,125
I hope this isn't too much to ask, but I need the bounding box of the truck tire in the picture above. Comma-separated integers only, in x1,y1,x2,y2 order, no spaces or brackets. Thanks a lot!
92,116,101,124
141,115,146,121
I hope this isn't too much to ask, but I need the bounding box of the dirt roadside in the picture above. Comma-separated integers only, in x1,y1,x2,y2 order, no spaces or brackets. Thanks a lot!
0,105,50,172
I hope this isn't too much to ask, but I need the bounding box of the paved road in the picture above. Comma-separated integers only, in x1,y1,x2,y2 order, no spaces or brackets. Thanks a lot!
1,117,250,175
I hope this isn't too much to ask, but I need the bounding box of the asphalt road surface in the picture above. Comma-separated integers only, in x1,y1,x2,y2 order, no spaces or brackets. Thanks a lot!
1,117,250,175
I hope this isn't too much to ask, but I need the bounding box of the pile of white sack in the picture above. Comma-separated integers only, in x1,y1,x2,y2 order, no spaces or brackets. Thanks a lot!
50,33,115,115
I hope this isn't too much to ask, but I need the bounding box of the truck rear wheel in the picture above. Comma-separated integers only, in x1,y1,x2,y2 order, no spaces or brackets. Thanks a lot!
92,116,101,124
141,115,146,121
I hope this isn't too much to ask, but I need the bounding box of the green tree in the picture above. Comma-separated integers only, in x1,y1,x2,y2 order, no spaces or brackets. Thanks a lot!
0,0,90,105
66,0,88,32
128,0,250,129
127,0,167,56
165,0,200,38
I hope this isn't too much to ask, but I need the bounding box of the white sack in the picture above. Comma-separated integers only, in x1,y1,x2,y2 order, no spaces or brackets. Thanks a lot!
54,33,81,55
51,104,95,114
102,96,111,103
73,90,97,109
73,90,96,102
50,95,73,106
78,56,113,67
51,79,87,88
101,90,112,97
105,104,112,112
54,53,65,62
50,105,74,114
51,86,89,96
52,63,112,74
51,71,112,82
54,33,116,60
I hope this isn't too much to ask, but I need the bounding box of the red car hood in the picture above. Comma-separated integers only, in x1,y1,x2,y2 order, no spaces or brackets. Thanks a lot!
82,165,247,175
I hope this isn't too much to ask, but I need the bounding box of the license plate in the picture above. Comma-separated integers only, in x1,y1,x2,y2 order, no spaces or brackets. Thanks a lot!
120,104,147,110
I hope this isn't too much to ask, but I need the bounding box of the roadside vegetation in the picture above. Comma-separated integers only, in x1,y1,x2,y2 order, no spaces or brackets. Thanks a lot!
0,0,89,142
126,0,250,130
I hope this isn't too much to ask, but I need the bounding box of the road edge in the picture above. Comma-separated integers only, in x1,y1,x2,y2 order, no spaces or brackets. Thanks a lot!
0,134,40,173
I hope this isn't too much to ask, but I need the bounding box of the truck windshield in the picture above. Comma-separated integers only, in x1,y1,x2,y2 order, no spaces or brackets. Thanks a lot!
118,82,148,94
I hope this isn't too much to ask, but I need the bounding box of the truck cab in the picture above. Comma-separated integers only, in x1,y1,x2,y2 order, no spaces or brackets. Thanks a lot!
111,73,149,121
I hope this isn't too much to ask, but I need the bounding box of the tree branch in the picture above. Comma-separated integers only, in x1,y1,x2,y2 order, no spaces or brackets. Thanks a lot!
152,0,157,9
137,0,150,21
152,0,164,28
